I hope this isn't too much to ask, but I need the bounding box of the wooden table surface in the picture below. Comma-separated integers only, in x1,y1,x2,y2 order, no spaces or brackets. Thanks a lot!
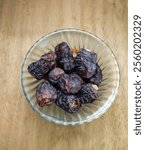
0,0,128,149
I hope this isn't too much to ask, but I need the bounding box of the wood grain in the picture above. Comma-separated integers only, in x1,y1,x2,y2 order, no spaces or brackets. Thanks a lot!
0,0,128,149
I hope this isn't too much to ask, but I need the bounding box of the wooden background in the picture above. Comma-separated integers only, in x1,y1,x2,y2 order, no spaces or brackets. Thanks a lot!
0,0,128,150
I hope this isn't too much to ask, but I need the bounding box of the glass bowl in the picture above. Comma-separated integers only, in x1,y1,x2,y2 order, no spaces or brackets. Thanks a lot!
21,29,120,125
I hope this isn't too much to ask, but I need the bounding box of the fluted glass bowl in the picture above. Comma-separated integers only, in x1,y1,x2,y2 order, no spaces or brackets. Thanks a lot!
21,29,120,125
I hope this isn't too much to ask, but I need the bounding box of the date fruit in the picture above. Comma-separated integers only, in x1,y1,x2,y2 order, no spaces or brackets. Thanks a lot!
77,48,97,63
56,91,81,113
48,67,65,84
28,51,56,79
55,42,75,72
75,48,97,78
36,81,57,107
89,63,103,85
41,51,57,64
77,83,99,103
58,73,83,94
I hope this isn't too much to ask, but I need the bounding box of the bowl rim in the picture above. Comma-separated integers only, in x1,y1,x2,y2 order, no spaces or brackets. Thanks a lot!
20,28,120,125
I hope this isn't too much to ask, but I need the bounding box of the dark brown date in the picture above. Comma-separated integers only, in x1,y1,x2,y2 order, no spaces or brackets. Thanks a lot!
58,73,83,94
55,42,75,73
48,67,65,84
28,51,56,79
56,91,81,113
77,83,99,104
89,63,103,85
36,81,57,107
75,48,97,78
77,48,97,63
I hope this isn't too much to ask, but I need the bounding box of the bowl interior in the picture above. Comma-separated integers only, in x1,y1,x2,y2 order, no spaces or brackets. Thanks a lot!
21,29,119,125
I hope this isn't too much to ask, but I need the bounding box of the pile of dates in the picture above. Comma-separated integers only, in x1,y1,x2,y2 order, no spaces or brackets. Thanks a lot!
28,42,103,113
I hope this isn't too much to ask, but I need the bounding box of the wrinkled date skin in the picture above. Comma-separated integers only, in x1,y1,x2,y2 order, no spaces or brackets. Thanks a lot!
55,42,75,73
28,51,56,79
41,51,57,64
75,48,97,78
48,67,64,84
77,83,99,104
58,73,83,94
77,48,97,63
56,91,81,113
89,63,103,85
36,81,57,107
